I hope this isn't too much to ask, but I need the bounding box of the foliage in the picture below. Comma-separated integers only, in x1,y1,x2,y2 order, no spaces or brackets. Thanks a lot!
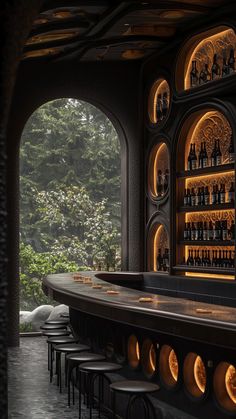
19,322,33,333
20,99,121,310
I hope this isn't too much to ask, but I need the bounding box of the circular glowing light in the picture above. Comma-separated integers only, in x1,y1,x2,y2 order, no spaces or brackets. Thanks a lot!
160,345,179,387
225,364,236,404
194,356,207,393
169,349,179,382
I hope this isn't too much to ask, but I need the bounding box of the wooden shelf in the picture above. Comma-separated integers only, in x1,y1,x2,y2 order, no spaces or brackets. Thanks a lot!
179,240,234,246
173,265,235,275
176,163,234,179
178,202,234,213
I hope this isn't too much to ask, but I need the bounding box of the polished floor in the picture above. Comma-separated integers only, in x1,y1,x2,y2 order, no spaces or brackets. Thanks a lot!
8,337,107,419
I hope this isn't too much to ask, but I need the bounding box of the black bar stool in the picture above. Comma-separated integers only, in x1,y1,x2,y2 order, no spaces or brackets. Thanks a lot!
110,380,160,419
66,352,106,407
54,343,90,393
45,319,69,326
40,323,68,331
60,313,70,318
47,336,79,380
78,361,122,419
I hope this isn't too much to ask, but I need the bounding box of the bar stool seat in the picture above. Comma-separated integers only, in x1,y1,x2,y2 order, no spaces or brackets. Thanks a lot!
40,323,68,330
42,330,71,337
45,319,69,325
110,380,160,419
66,352,106,407
60,313,69,318
47,336,79,380
55,343,90,393
78,362,122,419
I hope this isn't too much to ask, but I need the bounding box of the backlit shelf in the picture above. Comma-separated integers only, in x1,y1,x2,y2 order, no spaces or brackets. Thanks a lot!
176,163,234,179
178,203,234,213
179,240,234,246
173,265,234,275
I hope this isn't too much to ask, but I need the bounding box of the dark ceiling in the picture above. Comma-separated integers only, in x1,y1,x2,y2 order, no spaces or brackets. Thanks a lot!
22,0,232,62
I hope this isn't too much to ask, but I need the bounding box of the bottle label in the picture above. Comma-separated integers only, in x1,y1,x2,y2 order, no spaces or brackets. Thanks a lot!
213,230,219,240
192,160,197,170
197,196,201,206
222,230,228,241
203,231,208,241
203,158,208,168
216,156,222,166
191,196,196,206
228,192,234,203
184,197,188,206
187,161,191,171
205,196,210,205
184,231,188,240
191,231,195,241
208,230,213,240
220,193,225,204
211,157,215,167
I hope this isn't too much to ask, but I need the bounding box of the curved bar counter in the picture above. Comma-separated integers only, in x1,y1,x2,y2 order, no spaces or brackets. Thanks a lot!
43,272,236,419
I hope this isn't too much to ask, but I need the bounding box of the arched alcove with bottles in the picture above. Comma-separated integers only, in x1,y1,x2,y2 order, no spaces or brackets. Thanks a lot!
147,222,170,272
174,109,235,280
148,79,170,125
148,141,170,200
176,26,236,92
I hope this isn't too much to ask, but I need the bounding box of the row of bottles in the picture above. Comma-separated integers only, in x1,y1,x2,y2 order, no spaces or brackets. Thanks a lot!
156,248,169,271
156,92,169,121
185,249,235,268
190,49,235,88
156,169,169,197
187,138,234,170
183,182,234,207
183,220,235,241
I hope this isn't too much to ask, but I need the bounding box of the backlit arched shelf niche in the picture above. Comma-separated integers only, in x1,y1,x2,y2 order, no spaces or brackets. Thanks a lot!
148,79,170,125
183,353,207,398
148,142,169,200
213,362,236,412
176,26,236,92
148,222,169,272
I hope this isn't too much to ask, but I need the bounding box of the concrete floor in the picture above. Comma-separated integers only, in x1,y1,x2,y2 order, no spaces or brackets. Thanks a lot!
8,336,108,419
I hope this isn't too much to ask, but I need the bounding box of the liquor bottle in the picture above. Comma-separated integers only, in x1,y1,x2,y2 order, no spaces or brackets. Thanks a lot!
203,221,208,241
202,250,206,266
187,188,191,206
211,140,217,166
164,248,169,270
187,249,194,266
187,222,191,240
212,250,216,267
228,182,235,204
222,49,229,77
187,144,193,170
208,221,214,240
157,170,163,196
211,54,221,80
163,169,169,193
228,250,233,267
228,135,234,163
184,222,189,240
215,184,220,204
199,221,203,241
157,248,163,271
219,183,226,204
204,186,210,205
197,187,201,206
156,94,163,121
200,187,205,206
190,60,199,87
162,92,168,118
229,220,235,240
202,142,208,168
199,67,205,85
222,220,228,241
228,48,235,74
192,143,197,170
190,188,196,206
218,250,222,267
191,222,196,241
198,142,203,168
206,250,211,266
214,221,220,240
212,185,217,205
195,250,201,266
187,250,191,265
215,139,222,166
184,189,188,206
203,63,211,82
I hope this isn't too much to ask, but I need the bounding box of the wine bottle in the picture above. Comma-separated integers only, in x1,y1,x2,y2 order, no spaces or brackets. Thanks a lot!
204,186,210,205
228,48,235,74
215,184,220,205
207,250,211,266
199,67,205,85
187,250,191,265
203,63,211,82
229,220,235,240
190,60,199,87
164,169,169,193
187,144,193,170
184,222,189,240
215,139,222,166
197,187,201,206
199,221,203,241
162,92,168,118
157,170,163,196
198,142,203,168
228,182,235,204
214,221,220,240
219,183,226,203
202,141,208,168
211,140,217,166
222,220,228,241
208,221,214,240
184,189,188,206
212,185,217,205
187,222,191,240
156,94,163,121
203,221,208,241
187,188,191,206
192,143,197,170
211,54,221,80
191,222,196,241
157,248,163,271
200,187,205,206
228,135,234,163
190,188,196,206
222,49,229,77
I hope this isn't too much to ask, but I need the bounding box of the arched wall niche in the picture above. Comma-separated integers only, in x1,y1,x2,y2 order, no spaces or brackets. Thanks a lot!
147,215,170,272
176,25,236,92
